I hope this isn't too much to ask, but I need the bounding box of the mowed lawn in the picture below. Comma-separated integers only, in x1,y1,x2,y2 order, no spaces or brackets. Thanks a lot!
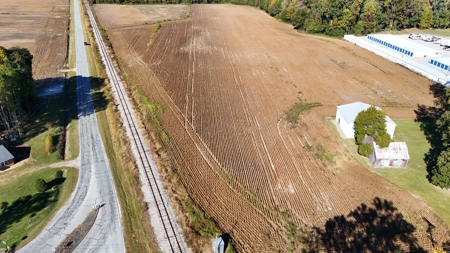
0,167,77,250
337,118,450,225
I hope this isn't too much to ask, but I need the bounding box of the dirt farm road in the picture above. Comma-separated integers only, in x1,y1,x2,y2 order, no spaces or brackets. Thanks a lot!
17,0,125,252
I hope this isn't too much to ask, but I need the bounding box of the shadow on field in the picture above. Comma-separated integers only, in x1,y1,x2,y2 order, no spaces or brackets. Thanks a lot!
46,177,66,189
0,191,58,235
18,75,108,144
7,146,31,164
314,197,424,253
414,82,448,182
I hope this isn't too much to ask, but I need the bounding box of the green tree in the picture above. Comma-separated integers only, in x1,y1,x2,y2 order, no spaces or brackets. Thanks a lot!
340,8,355,33
360,1,380,32
430,150,450,188
35,179,47,192
405,0,425,27
420,7,434,28
436,9,450,28
0,46,35,140
354,106,392,156
291,7,310,29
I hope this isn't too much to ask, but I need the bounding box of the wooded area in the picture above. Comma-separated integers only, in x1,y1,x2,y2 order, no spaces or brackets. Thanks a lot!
91,0,450,36
0,46,35,141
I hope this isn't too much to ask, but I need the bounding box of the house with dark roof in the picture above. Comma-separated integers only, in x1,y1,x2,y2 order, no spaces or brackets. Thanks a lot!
0,145,14,170
335,102,396,139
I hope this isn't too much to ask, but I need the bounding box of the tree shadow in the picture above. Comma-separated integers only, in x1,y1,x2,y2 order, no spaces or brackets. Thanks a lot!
0,191,58,235
7,146,31,164
414,82,449,182
315,197,424,253
46,177,66,189
12,75,108,146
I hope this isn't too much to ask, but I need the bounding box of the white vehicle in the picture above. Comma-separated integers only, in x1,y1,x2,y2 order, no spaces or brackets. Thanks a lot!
422,35,433,42
408,33,421,40
440,40,450,46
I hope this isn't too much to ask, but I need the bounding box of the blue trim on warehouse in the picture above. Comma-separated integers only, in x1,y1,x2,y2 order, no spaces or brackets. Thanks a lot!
430,59,450,71
368,35,413,57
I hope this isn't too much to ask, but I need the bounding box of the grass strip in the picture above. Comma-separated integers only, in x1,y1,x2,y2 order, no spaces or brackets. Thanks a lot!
0,167,78,250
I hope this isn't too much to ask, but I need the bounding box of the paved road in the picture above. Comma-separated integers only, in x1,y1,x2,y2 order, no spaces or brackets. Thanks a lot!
18,0,125,252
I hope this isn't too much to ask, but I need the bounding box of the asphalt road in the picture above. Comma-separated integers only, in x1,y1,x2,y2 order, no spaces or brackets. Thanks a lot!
17,0,125,252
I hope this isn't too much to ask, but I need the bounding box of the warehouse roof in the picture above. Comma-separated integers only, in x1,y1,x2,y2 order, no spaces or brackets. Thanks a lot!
337,102,396,125
369,34,440,54
372,142,410,160
0,145,13,163
432,57,450,65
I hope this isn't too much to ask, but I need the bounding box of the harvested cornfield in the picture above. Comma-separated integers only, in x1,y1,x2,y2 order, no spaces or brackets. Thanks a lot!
0,0,69,91
98,3,449,252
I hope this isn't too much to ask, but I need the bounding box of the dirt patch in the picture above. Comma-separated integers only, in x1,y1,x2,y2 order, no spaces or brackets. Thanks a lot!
93,4,187,29
99,4,449,252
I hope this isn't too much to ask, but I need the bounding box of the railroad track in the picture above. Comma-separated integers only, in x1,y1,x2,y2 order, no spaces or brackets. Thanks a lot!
82,1,189,252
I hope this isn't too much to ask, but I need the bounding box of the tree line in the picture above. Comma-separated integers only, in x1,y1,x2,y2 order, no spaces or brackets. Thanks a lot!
0,46,35,141
92,0,450,37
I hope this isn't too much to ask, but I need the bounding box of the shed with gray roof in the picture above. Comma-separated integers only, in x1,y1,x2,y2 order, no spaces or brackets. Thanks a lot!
0,145,14,170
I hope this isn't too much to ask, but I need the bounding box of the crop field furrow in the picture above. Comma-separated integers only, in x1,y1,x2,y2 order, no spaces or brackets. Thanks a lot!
101,4,450,251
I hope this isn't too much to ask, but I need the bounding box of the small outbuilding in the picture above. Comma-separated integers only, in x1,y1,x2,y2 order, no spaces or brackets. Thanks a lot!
0,145,14,170
336,102,396,139
369,142,410,168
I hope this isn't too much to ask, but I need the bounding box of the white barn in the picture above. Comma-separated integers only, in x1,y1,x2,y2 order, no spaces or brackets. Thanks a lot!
369,142,410,168
336,102,396,139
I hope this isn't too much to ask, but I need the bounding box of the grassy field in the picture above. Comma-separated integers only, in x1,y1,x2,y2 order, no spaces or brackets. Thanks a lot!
0,167,78,250
332,118,450,225
424,29,450,37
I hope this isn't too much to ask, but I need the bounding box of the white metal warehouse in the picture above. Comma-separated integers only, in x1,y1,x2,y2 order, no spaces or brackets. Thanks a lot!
430,58,450,72
336,102,396,139
367,34,442,58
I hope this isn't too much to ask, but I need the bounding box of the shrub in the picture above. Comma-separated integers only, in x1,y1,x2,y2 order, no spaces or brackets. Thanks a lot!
45,134,54,155
358,143,373,157
325,28,345,37
56,170,63,179
35,178,47,192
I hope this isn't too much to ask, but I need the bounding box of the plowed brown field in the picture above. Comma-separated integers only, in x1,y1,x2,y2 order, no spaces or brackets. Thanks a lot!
98,4,450,252
0,0,69,87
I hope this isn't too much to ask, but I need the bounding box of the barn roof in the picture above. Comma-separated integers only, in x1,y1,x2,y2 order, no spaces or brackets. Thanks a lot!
0,145,13,163
373,142,410,160
337,102,396,126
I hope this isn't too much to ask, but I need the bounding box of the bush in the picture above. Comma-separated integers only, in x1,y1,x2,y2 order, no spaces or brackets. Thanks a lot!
325,28,345,37
358,143,373,157
56,170,63,179
45,134,54,155
35,178,47,192
306,22,325,34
